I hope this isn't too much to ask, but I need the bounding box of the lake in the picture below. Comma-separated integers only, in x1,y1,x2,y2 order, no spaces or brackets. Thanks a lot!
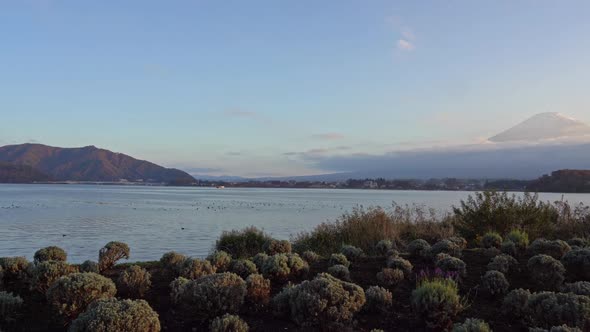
1,184,589,263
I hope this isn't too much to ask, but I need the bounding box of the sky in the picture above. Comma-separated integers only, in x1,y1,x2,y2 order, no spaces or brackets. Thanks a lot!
1,1,590,177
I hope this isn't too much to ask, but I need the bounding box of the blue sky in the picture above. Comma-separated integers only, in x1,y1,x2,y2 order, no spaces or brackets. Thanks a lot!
1,1,589,177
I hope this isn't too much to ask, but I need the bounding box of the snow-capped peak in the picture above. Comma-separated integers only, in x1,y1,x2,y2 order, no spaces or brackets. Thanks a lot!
489,112,590,143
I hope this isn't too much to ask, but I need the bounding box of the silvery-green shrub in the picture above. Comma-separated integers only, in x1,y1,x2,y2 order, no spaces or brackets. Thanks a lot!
487,254,519,274
527,254,565,290
376,268,404,287
209,314,249,332
69,298,160,332
327,264,350,281
364,286,392,313
407,239,431,258
452,318,491,332
34,246,67,264
116,265,152,298
207,250,232,272
98,241,130,272
481,270,509,296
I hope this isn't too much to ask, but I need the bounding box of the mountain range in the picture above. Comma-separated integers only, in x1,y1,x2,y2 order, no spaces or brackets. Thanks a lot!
0,144,194,183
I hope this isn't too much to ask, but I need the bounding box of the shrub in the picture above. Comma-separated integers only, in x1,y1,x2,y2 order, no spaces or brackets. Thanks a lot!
528,239,571,259
407,239,431,258
98,241,130,272
452,191,559,241
210,314,249,332
364,286,392,313
216,226,272,258
159,252,186,277
452,318,492,332
411,278,463,330
270,283,295,318
261,253,308,281
340,245,364,261
487,254,519,274
252,253,269,270
116,265,152,298
529,327,583,332
69,298,160,332
561,282,590,296
507,229,529,250
483,247,501,259
376,268,404,287
429,239,462,258
561,249,590,281
527,255,566,290
178,258,215,279
79,260,99,273
207,250,232,272
263,239,292,255
501,240,517,257
301,251,320,264
229,259,257,279
46,272,117,322
386,249,400,258
386,256,413,277
448,236,468,250
375,240,394,255
0,257,30,280
170,272,247,320
481,232,503,249
525,291,590,330
567,238,588,248
245,273,271,305
436,256,467,277
481,270,509,296
34,246,67,263
30,260,77,293
328,264,350,281
287,273,366,327
0,291,23,322
502,288,531,318
326,254,349,269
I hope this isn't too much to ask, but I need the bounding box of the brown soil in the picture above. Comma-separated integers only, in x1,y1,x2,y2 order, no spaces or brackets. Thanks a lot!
2,250,546,332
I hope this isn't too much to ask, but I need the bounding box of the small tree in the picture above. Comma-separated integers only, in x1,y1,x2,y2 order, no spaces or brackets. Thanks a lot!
98,242,130,272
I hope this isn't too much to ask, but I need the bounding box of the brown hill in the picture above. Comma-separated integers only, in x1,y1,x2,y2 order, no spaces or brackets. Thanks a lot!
0,144,195,183
0,162,51,183
527,169,590,193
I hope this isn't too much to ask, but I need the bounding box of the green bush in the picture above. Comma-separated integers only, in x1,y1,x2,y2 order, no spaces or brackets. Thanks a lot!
567,238,588,248
525,291,590,330
429,239,462,259
287,273,366,327
116,265,152,298
69,298,160,332
46,272,117,322
386,249,400,258
30,260,77,293
502,288,531,318
529,326,583,332
328,253,350,268
159,252,186,278
364,286,392,313
263,239,292,255
561,249,590,281
376,268,404,287
79,260,99,273
340,245,364,261
528,239,571,259
229,259,257,279
0,257,30,281
301,251,320,264
487,254,519,274
209,314,249,332
507,229,529,251
452,191,559,241
327,264,350,281
170,272,246,320
527,255,566,290
252,253,269,270
375,240,394,255
178,258,215,279
407,239,431,258
436,256,467,277
0,291,23,322
245,273,271,305
561,282,590,296
270,283,295,318
411,278,463,330
448,236,468,250
207,250,232,272
501,240,517,257
452,318,492,332
261,254,308,280
481,270,509,296
386,256,413,277
34,246,67,263
481,232,503,249
98,241,130,272
216,226,272,258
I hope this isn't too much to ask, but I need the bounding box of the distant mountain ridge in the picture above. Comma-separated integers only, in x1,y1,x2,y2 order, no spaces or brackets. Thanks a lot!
0,144,195,183
0,162,51,183
489,112,590,142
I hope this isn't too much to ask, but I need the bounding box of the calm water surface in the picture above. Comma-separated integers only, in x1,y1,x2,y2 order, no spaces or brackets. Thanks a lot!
1,184,589,262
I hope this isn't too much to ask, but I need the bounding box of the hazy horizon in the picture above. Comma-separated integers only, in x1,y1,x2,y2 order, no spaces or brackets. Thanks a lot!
2,1,590,177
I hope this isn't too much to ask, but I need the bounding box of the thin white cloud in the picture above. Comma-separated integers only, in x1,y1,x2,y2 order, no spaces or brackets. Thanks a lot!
397,39,415,51
312,132,345,140
223,109,259,118
401,27,415,41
